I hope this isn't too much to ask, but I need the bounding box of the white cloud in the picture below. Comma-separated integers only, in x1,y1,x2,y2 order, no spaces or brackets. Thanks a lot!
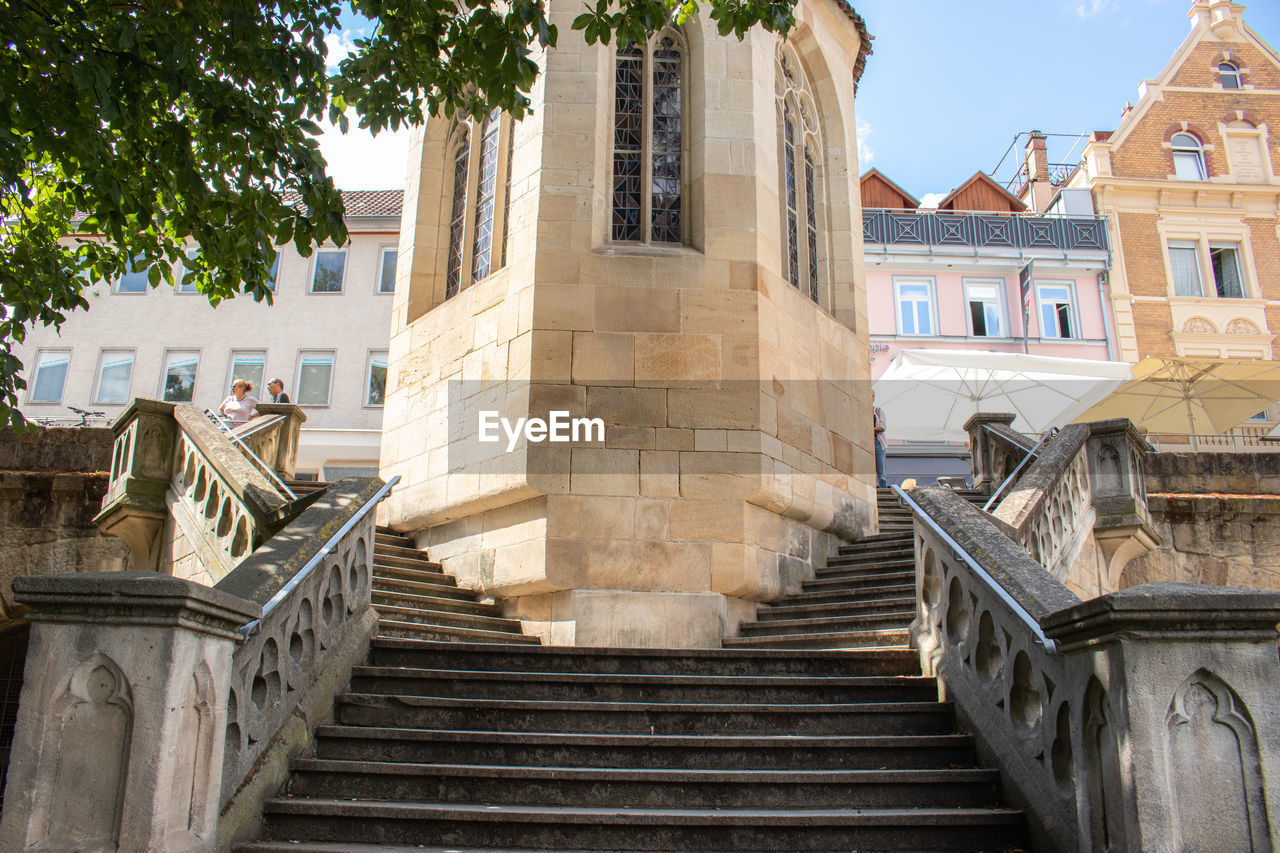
856,120,874,170
1070,0,1114,17
324,31,360,71
919,192,947,209
317,111,415,190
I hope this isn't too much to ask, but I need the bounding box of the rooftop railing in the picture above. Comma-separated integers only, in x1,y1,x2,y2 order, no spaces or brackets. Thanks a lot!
862,208,1109,254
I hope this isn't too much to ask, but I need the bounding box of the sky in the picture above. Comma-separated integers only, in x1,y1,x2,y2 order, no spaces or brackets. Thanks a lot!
315,0,1280,195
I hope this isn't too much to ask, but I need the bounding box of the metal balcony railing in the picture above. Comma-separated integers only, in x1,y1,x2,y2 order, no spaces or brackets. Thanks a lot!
862,208,1109,254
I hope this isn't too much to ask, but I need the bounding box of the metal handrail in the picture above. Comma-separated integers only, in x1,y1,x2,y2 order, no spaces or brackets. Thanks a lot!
237,474,400,642
204,408,297,501
892,484,1057,654
982,426,1056,512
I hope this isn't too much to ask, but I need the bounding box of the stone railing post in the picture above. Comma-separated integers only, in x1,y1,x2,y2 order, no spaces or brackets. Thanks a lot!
1084,418,1158,589
94,399,178,571
0,571,258,853
964,412,1020,492
1043,584,1280,853
247,403,307,479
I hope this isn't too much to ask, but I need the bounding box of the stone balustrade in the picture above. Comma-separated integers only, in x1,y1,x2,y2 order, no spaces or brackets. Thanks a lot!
965,412,1036,494
903,486,1280,853
0,476,391,853
230,403,307,481
95,401,299,582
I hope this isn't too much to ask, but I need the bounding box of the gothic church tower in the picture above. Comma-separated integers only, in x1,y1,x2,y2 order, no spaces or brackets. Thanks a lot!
380,0,875,647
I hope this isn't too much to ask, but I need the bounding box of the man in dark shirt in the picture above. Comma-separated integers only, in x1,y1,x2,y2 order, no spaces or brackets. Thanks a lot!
267,378,291,404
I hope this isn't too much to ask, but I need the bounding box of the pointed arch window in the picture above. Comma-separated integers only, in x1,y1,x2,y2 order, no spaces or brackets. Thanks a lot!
444,108,516,300
777,47,825,304
612,34,684,244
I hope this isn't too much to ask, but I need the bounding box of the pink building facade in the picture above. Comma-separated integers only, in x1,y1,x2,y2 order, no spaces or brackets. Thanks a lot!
861,169,1116,381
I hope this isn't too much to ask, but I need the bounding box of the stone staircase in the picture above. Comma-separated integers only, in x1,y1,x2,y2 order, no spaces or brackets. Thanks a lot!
372,526,538,644
237,497,1028,852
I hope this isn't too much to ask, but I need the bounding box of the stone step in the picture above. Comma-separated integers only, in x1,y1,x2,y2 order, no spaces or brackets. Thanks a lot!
722,627,911,651
371,604,524,634
374,552,445,571
757,596,917,621
836,533,913,553
801,570,916,591
766,582,916,607
822,547,915,567
334,693,954,736
368,639,920,678
286,759,1004,809
738,611,916,638
374,541,433,562
311,726,977,771
815,558,916,579
254,800,1026,852
376,621,541,645
373,564,459,587
371,589,499,617
372,575,476,602
347,667,938,705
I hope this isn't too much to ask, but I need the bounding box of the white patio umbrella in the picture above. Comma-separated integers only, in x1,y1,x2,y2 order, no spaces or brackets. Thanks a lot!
872,349,1133,442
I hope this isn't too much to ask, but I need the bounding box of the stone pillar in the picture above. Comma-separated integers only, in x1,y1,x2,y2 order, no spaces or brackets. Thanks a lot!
0,571,258,853
1044,583,1280,853
93,399,178,571
964,412,1018,492
1085,418,1159,588
252,403,307,479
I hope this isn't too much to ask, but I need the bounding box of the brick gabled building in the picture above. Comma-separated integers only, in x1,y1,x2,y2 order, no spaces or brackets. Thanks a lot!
1066,0,1280,362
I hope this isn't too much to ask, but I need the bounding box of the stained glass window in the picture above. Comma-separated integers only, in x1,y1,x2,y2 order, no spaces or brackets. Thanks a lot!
445,131,469,299
651,39,682,243
613,42,644,241
804,148,819,303
783,112,799,291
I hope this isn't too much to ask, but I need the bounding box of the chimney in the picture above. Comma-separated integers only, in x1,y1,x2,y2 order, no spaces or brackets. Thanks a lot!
1025,131,1050,183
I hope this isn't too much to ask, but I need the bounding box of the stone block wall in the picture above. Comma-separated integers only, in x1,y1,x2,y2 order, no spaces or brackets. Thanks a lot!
0,428,130,628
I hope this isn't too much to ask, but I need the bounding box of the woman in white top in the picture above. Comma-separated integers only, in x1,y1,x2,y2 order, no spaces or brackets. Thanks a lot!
219,379,259,425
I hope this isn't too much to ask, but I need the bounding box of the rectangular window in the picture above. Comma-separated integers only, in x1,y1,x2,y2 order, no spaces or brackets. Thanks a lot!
1173,151,1206,181
267,250,282,292
175,249,200,293
1168,240,1204,297
1210,243,1244,298
895,280,935,336
309,250,347,293
115,257,148,293
377,248,397,294
365,351,388,407
161,350,200,402
28,350,71,403
93,350,135,404
296,351,335,406
965,280,1005,337
1037,283,1077,339
227,350,266,396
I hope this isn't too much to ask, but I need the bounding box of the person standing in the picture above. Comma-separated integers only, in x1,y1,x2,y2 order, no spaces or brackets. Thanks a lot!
872,392,888,488
266,377,290,403
219,379,259,425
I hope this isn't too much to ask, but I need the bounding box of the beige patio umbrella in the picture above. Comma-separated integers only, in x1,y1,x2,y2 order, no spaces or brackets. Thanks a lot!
1070,356,1280,438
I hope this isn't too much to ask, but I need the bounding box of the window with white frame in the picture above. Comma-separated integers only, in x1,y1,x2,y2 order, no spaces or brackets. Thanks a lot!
296,351,335,406
965,280,1005,338
266,250,282,293
777,46,824,304
227,350,267,396
365,351,388,406
377,247,397,294
161,350,200,402
310,249,347,293
444,108,516,300
28,350,70,403
94,350,135,404
612,33,684,245
1036,282,1078,339
114,257,148,293
1219,61,1242,89
175,249,200,293
1171,132,1207,181
1167,238,1248,299
895,279,936,336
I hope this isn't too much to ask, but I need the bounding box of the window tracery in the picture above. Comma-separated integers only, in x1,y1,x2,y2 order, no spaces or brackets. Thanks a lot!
444,108,515,300
776,46,825,304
